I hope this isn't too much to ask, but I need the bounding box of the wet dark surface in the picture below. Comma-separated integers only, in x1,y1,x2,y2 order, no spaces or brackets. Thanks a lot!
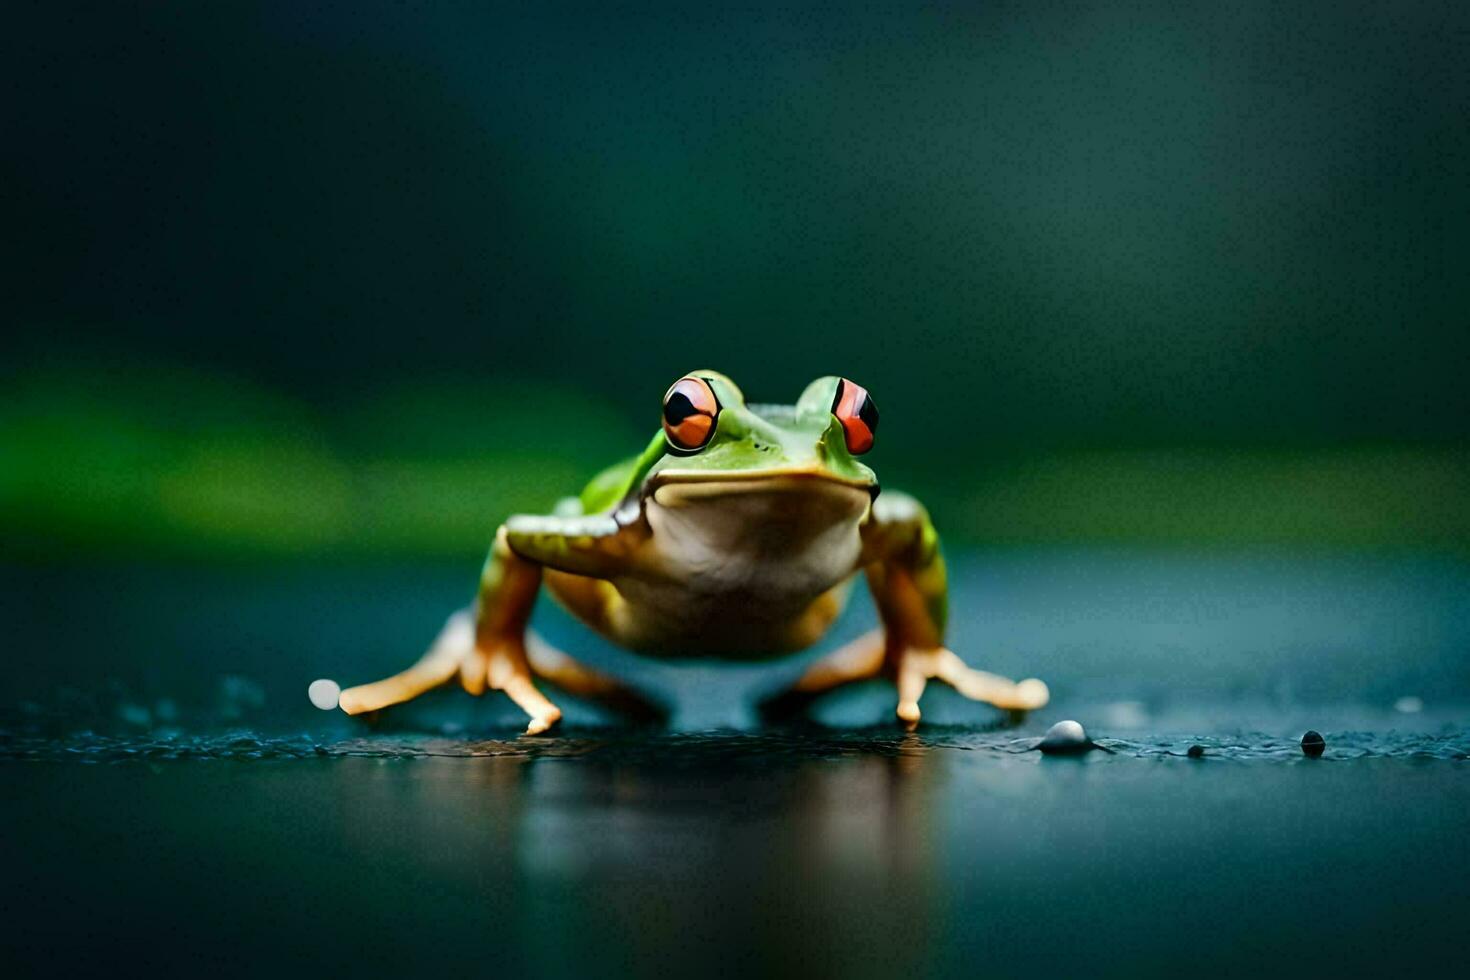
4,725,1468,763
3,552,1469,977
6,741,1469,978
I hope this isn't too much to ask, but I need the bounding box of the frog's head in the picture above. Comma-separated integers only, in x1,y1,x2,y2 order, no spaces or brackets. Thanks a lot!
644,370,879,499
624,371,880,591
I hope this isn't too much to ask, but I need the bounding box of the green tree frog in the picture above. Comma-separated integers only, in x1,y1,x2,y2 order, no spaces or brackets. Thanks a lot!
337,372,1049,732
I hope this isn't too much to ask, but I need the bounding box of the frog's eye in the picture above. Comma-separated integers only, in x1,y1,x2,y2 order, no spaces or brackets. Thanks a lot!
831,378,878,455
662,376,721,453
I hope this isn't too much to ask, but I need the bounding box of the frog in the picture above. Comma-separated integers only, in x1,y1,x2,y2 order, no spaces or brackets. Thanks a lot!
335,371,1049,733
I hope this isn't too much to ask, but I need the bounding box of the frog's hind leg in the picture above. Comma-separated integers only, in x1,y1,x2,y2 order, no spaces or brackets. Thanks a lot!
524,631,668,723
757,628,886,720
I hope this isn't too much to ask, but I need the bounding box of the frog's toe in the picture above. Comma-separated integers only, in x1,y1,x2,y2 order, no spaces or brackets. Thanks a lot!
494,669,564,737
977,677,1050,712
1014,678,1050,710
895,655,929,728
932,649,1049,714
523,707,563,736
336,621,466,715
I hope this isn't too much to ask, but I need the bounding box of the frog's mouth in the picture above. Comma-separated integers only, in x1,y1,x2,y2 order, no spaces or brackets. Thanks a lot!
648,466,878,501
646,468,879,519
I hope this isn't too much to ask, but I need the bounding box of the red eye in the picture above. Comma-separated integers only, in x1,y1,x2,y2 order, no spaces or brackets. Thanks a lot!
832,378,878,455
662,376,720,452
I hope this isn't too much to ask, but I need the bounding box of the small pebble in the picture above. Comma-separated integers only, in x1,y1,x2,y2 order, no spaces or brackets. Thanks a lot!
1039,720,1091,755
1187,744,1205,758
307,678,341,711
1301,730,1326,758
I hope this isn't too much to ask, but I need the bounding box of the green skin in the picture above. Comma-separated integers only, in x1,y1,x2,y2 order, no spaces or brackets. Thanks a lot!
337,371,1049,733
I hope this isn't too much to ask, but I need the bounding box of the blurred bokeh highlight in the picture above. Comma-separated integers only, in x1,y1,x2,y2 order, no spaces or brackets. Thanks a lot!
6,2,1467,561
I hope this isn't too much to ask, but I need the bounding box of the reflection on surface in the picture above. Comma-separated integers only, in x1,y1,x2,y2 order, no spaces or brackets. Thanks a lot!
6,733,1468,978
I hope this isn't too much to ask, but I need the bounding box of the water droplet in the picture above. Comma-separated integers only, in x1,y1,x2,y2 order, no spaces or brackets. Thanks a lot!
1039,720,1091,754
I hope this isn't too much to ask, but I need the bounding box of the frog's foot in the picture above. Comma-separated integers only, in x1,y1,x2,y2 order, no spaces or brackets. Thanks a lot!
336,613,664,733
337,611,563,735
893,646,1049,729
525,631,668,724
758,629,1048,728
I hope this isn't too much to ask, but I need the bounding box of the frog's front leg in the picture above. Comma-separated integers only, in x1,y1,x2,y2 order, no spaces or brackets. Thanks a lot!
336,525,561,732
338,516,655,734
863,493,1049,727
764,493,1048,728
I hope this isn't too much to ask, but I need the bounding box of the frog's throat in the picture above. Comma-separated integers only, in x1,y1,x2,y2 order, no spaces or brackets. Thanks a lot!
638,471,874,609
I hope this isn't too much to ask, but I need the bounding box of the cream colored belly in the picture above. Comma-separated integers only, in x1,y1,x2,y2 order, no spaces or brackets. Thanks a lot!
546,478,871,658
609,574,857,658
